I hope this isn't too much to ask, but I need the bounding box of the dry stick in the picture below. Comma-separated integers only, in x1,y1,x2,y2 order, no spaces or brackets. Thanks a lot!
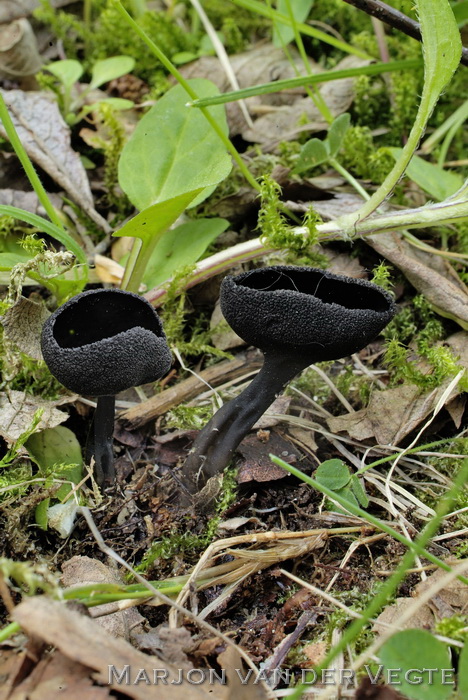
342,0,468,67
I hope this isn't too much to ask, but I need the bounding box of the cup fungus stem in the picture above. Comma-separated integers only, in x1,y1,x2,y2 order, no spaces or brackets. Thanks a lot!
181,352,309,492
92,395,116,485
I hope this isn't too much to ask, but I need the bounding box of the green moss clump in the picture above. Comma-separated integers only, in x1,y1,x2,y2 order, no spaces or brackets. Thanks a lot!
35,1,193,85
383,296,467,390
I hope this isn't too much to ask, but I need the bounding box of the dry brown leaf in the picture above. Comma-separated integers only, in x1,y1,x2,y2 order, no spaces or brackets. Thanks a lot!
180,45,301,137
302,641,328,666
61,556,145,640
0,390,71,443
328,331,468,444
0,188,62,214
210,300,243,350
0,18,42,78
288,191,364,221
0,1,73,23
237,432,300,483
241,55,369,145
373,561,468,635
0,90,107,230
12,598,212,700
1,295,50,360
5,651,111,700
93,254,124,284
217,646,270,700
368,232,468,329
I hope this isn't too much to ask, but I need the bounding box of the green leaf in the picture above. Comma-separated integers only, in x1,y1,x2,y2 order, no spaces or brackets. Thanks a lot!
350,475,369,508
273,0,314,46
118,79,232,211
35,498,50,531
294,138,329,174
141,217,229,289
89,56,136,90
315,459,351,491
113,190,203,245
46,60,83,90
459,641,468,699
327,112,351,157
79,98,134,118
452,0,468,26
26,425,83,501
418,0,462,95
388,149,463,201
332,486,359,510
379,630,454,700
0,206,87,267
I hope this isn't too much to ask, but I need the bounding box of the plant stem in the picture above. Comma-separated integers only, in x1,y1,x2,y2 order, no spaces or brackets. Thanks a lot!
144,194,468,307
113,1,260,193
328,157,370,200
188,59,422,108
92,395,116,485
231,0,371,59
0,94,65,232
180,352,311,492
278,456,468,699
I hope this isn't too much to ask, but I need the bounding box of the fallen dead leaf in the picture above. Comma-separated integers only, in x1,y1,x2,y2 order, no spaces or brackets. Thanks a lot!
93,254,124,284
0,18,42,79
61,556,145,640
11,598,272,699
0,90,107,231
1,295,50,360
3,650,111,700
373,561,468,635
0,1,73,23
12,598,211,699
0,188,62,214
237,431,300,483
327,331,468,444
210,299,243,350
241,55,370,146
368,231,468,330
0,390,71,443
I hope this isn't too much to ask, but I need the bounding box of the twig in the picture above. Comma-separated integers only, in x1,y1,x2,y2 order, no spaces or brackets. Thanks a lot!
342,0,468,67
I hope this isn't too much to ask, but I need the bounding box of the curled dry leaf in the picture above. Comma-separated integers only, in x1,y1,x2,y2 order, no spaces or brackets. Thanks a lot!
61,556,145,640
0,18,42,78
0,389,71,443
1,295,50,360
328,331,468,444
241,55,370,146
373,560,468,635
368,231,468,330
0,90,108,231
0,188,62,214
180,46,368,145
0,0,73,23
93,254,125,284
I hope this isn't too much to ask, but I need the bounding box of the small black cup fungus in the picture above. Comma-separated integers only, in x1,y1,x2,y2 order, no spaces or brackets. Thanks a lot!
180,265,396,493
41,288,172,484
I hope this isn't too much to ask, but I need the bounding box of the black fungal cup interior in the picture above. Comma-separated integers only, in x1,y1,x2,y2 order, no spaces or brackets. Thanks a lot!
52,290,164,348
221,265,396,361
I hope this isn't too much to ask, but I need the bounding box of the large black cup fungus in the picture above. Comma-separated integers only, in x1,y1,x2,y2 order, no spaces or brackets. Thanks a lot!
181,265,396,493
41,288,172,484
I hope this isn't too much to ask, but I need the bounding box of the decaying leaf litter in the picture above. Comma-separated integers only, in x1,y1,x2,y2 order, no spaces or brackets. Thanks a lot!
0,0,467,698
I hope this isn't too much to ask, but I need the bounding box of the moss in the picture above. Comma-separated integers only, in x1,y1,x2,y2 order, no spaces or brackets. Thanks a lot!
166,404,215,431
201,0,270,52
435,615,467,643
35,1,193,85
383,295,468,391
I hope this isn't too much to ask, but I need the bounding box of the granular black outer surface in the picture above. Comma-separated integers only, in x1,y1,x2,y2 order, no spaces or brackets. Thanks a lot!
220,266,396,362
41,288,172,396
